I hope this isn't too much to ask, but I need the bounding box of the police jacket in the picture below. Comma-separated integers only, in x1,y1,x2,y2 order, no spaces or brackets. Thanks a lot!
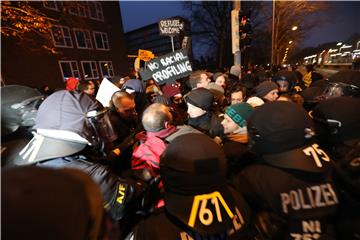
232,157,340,240
13,134,149,221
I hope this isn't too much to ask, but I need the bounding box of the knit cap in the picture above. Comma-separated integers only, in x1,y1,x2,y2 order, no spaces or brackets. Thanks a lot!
122,79,144,93
230,65,241,77
65,77,79,91
246,96,265,108
185,88,214,111
225,103,254,127
255,81,278,98
162,83,181,98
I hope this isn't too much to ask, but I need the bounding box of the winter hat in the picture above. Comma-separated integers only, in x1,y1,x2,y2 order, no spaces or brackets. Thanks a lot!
205,82,224,101
206,82,224,94
65,77,79,91
162,83,181,98
255,81,278,98
122,79,144,93
230,65,241,77
246,96,264,108
2,166,104,240
225,103,254,127
185,88,214,111
153,95,172,106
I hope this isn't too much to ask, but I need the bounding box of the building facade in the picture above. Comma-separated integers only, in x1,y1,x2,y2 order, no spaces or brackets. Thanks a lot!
2,1,129,89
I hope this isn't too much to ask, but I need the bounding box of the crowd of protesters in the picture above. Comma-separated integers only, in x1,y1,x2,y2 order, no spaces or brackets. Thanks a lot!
2,62,360,239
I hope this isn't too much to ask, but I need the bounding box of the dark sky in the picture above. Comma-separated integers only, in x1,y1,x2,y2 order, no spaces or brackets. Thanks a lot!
120,1,360,49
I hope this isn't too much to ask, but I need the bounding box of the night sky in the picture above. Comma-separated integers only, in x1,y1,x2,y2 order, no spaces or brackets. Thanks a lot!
120,1,360,49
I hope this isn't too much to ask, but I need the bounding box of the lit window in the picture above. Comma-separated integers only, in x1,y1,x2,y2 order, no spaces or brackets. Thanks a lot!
59,61,80,80
81,61,99,79
93,32,109,50
99,61,114,78
88,2,104,21
74,29,92,49
43,1,58,11
51,25,73,48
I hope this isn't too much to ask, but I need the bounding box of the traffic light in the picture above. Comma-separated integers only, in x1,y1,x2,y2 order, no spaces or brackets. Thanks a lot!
239,10,251,49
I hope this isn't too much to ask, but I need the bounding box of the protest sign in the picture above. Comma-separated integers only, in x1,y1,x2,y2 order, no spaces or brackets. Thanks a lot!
158,18,184,36
139,49,192,85
96,78,120,107
138,49,155,62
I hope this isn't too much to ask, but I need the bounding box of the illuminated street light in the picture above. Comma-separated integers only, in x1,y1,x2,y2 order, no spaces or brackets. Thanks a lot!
291,26,298,31
336,42,342,46
289,40,293,44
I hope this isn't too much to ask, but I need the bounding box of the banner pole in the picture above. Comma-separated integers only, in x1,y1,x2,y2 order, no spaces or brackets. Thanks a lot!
171,36,175,52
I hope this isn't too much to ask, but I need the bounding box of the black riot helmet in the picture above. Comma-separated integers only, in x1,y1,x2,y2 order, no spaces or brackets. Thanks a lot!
323,70,360,99
1,85,44,136
247,101,325,172
272,70,296,93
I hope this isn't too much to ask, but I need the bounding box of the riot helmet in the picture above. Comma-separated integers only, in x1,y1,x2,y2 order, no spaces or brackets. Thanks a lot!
1,85,44,136
272,70,296,93
322,70,360,99
17,90,117,164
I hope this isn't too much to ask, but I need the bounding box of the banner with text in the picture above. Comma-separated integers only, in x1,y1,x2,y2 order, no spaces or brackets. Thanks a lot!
139,49,192,85
158,18,184,36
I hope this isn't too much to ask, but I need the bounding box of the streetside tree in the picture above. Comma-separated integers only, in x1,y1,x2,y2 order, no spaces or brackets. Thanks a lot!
271,1,330,65
1,1,57,53
182,1,268,69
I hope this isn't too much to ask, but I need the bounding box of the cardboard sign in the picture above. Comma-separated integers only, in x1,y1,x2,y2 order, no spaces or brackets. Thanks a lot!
139,49,192,85
96,78,120,107
138,49,155,62
158,18,184,36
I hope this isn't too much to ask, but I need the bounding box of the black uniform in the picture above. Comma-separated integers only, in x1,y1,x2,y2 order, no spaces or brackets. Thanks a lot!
127,133,253,239
233,101,340,239
312,96,360,239
11,90,152,226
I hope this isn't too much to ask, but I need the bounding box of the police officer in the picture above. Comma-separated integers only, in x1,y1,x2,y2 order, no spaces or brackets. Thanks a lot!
312,96,360,239
232,101,340,239
127,133,252,239
11,90,153,233
3,166,105,240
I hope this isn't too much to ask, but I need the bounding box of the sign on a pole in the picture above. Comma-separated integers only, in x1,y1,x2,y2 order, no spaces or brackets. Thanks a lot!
138,49,155,62
139,49,192,85
231,10,240,54
158,17,184,36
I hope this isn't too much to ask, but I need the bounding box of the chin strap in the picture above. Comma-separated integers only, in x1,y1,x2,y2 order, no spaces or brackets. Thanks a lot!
19,132,45,163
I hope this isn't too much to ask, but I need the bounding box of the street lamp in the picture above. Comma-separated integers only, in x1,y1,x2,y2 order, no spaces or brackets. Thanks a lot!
336,42,342,46
273,25,299,65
